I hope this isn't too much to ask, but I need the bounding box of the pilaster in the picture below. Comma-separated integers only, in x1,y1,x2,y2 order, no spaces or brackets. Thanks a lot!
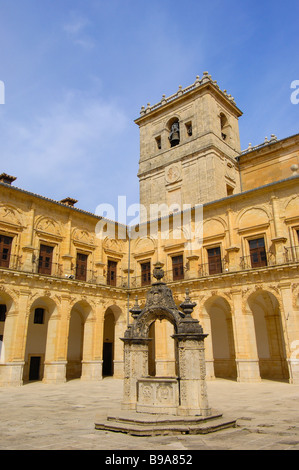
279,282,299,384
231,289,261,382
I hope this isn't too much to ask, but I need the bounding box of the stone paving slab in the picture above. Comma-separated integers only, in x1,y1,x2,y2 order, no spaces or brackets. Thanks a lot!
0,377,298,450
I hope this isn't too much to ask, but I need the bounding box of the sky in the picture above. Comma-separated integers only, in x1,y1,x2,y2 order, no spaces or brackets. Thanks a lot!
0,0,298,219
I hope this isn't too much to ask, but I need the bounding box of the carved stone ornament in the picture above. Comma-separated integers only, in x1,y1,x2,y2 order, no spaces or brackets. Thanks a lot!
123,262,205,340
165,164,181,184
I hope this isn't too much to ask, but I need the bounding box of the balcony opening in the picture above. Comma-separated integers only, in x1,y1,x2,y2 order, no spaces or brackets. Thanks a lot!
0,235,13,268
141,261,151,286
76,252,88,281
38,244,53,275
207,247,222,275
172,254,184,281
107,260,117,286
249,238,267,268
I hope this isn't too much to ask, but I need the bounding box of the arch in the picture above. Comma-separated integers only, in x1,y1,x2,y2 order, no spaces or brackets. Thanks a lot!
0,203,23,226
23,296,58,382
237,206,270,230
72,227,94,244
132,236,157,254
35,215,62,236
203,295,237,379
134,305,183,338
0,290,16,364
284,195,299,217
219,112,231,141
203,217,227,238
0,289,15,313
166,115,181,131
103,309,115,376
103,237,125,253
102,304,125,378
129,288,185,378
246,289,289,381
66,300,93,380
148,317,177,377
166,116,180,147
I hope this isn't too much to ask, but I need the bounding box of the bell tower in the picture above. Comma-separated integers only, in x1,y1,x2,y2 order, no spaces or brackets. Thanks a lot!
135,73,243,219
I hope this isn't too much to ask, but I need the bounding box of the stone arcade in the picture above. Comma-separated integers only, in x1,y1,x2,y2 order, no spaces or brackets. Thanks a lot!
0,73,298,390
95,263,236,435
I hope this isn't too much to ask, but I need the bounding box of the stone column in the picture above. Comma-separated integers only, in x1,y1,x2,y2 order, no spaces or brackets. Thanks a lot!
22,205,35,272
43,311,67,384
225,246,240,272
231,289,261,382
81,317,102,381
175,334,211,417
279,282,299,384
43,295,71,384
201,313,215,380
121,338,150,410
113,318,126,378
225,209,240,272
186,255,199,279
270,196,287,264
0,306,23,386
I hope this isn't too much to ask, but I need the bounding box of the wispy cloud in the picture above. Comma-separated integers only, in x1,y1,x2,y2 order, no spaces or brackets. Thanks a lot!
63,14,95,49
0,90,130,208
63,17,89,35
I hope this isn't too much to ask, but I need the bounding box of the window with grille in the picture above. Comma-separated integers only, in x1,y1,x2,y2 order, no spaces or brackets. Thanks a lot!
0,304,6,322
34,308,45,324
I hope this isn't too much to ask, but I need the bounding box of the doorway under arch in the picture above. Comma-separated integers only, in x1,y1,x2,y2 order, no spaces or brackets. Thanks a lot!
66,300,93,380
23,297,57,382
103,309,115,376
204,296,237,380
0,291,15,365
247,290,289,381
102,305,125,378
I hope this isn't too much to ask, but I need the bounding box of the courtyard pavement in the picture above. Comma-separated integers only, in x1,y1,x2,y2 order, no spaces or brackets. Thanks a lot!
0,377,299,451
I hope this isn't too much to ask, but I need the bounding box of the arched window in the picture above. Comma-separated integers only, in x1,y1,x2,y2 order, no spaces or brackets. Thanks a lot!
220,112,229,141
167,118,180,147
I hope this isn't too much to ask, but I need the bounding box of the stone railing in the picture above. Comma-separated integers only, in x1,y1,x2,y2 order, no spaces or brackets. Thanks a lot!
241,134,278,154
1,245,298,288
139,72,237,116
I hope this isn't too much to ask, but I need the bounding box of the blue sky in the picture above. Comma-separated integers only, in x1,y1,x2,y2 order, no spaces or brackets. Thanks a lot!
0,0,298,217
